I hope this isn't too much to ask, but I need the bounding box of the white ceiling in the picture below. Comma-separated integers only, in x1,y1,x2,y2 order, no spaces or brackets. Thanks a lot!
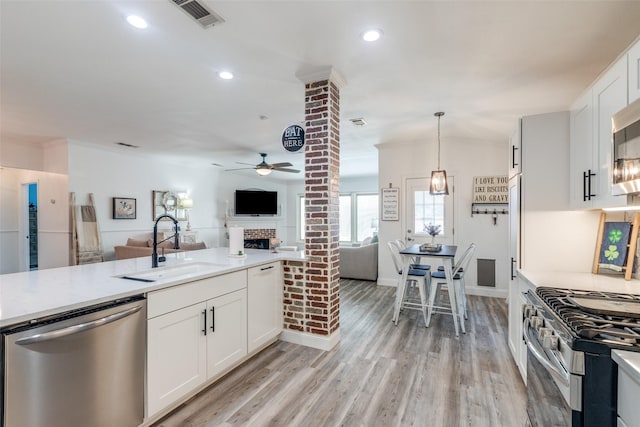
2,1,640,181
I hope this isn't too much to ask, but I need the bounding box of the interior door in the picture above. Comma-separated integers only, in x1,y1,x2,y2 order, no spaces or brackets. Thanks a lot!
404,176,455,246
19,182,38,272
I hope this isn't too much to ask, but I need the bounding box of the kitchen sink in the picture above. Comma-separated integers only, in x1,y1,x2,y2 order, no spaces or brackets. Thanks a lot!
117,262,225,282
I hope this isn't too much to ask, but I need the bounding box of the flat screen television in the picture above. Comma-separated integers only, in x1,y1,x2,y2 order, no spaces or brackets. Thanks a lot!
234,190,278,216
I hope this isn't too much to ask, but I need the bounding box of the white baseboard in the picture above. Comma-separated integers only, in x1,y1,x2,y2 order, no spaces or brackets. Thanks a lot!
466,286,507,298
279,329,340,351
376,278,397,287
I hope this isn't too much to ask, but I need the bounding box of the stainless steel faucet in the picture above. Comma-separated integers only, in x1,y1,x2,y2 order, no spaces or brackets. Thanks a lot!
152,214,180,268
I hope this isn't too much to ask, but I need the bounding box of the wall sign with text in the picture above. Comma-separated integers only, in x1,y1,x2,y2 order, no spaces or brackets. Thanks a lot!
282,125,305,152
472,175,509,203
381,187,399,221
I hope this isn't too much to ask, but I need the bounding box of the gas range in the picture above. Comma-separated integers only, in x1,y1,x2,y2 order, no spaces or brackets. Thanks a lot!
524,286,640,427
534,287,640,353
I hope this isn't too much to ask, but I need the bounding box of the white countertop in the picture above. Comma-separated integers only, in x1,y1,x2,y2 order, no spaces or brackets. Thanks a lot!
0,248,305,328
613,350,640,384
518,269,640,295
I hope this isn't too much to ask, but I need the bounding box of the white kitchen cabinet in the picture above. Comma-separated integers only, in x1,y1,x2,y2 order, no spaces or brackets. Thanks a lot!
569,91,595,208
146,270,248,417
147,302,207,416
247,262,283,353
508,175,525,381
517,291,528,378
206,289,247,378
592,55,628,209
570,53,630,209
508,111,572,380
613,350,640,427
628,38,640,103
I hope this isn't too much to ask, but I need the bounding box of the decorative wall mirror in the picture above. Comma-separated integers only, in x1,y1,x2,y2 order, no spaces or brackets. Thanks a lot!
152,190,186,221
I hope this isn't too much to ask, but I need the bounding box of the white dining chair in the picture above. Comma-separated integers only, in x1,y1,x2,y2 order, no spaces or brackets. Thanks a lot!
392,239,432,272
427,243,476,334
387,241,430,326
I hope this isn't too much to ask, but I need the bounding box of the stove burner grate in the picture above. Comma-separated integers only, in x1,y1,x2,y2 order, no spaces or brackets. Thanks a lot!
535,287,640,348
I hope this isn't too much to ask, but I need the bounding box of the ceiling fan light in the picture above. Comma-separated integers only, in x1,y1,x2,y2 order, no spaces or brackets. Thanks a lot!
429,170,449,195
256,167,272,176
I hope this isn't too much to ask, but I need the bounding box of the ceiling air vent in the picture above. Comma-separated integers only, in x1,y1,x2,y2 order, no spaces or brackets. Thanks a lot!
170,0,225,29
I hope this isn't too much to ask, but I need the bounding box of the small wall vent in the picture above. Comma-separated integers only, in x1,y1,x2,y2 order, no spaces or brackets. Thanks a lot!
477,258,496,287
170,0,225,29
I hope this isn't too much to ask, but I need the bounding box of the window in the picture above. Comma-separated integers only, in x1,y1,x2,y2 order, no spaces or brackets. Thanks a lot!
298,192,379,243
355,194,378,241
413,191,445,236
339,196,351,241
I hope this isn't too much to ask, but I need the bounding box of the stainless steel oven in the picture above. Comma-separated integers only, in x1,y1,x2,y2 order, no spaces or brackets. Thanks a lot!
522,287,631,427
524,293,584,426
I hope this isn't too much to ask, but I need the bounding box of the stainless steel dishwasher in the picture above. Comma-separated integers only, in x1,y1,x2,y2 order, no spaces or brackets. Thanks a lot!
1,296,146,427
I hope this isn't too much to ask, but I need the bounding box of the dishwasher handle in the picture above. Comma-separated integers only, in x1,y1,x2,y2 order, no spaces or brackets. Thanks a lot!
15,305,143,346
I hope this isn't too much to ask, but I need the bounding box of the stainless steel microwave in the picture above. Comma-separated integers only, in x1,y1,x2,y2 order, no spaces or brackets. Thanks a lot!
612,97,640,195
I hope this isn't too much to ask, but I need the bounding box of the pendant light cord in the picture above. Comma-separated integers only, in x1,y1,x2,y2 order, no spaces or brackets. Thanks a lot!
437,114,441,169
435,111,444,169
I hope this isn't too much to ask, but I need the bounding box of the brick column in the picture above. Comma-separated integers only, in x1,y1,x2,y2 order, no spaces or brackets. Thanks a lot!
282,68,345,349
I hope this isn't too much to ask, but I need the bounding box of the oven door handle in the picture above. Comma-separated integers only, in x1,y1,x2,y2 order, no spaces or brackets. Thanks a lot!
523,318,570,387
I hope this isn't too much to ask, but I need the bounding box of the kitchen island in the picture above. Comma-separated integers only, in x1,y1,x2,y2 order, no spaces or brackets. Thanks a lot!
1,247,306,426
0,247,304,328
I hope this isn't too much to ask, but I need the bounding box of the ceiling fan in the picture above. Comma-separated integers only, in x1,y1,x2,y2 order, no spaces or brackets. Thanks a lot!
225,152,300,176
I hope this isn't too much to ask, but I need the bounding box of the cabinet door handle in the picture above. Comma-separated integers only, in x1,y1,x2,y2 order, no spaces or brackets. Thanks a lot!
582,171,588,201
510,257,517,280
587,169,596,200
512,145,519,168
210,307,215,332
260,265,275,271
202,309,207,336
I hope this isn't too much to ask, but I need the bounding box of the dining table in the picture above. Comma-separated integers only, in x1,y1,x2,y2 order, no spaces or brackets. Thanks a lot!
394,243,462,335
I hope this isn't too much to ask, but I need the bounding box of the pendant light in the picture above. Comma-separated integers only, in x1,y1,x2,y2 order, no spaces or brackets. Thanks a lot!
429,111,449,195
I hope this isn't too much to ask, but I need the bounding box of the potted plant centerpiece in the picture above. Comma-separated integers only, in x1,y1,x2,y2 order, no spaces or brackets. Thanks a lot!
422,223,442,252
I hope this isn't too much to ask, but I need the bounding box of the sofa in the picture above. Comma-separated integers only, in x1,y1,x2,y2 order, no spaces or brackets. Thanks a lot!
114,234,206,260
339,242,378,281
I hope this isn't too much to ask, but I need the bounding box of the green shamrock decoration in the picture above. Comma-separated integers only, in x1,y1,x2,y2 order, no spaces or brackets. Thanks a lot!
609,229,623,243
604,245,620,261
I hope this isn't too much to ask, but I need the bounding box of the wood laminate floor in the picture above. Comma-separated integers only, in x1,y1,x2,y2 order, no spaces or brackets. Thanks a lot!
154,280,527,427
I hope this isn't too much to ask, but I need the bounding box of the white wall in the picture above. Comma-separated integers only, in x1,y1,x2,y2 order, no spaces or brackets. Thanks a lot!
0,138,70,273
0,167,69,273
377,137,510,297
0,139,46,171
67,141,291,261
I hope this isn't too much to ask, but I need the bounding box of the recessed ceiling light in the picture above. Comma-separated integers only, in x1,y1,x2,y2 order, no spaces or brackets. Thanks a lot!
218,71,234,80
126,15,148,29
362,29,382,42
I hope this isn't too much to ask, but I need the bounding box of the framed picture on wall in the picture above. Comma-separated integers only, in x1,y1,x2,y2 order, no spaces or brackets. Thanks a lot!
113,197,136,219
381,187,399,221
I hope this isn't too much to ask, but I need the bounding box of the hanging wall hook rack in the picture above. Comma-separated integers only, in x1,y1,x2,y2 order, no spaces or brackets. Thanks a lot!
471,203,508,217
